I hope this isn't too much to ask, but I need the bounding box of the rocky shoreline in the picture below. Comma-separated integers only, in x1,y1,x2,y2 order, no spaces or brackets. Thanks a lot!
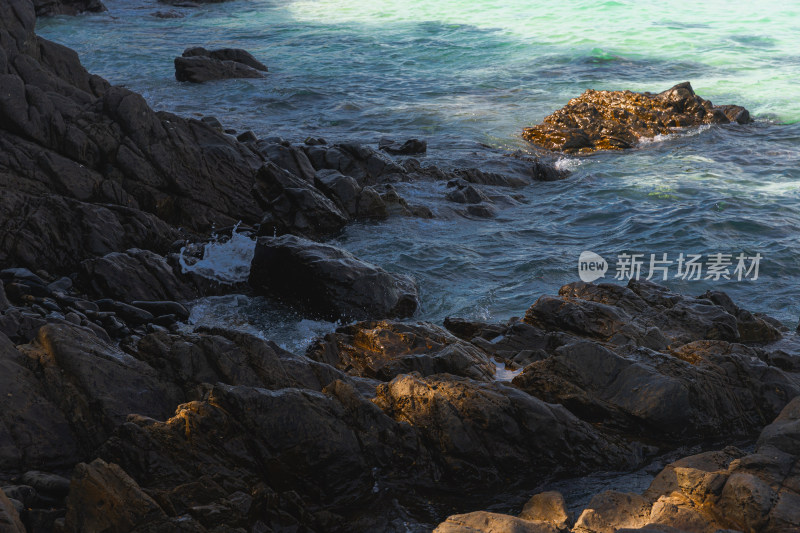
1,0,798,532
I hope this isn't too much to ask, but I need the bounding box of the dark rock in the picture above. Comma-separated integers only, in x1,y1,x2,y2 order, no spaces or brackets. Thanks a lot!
373,373,643,483
63,459,168,533
379,138,427,155
523,82,752,153
0,268,46,286
0,282,9,311
175,47,267,83
465,204,498,218
0,0,265,273
18,323,183,454
306,321,496,381
314,169,361,216
513,339,800,440
151,9,183,18
257,140,317,182
95,299,154,325
236,130,257,143
0,486,37,509
356,186,389,219
445,179,491,204
129,300,190,321
254,163,349,239
78,249,199,302
19,471,70,498
248,235,419,321
182,47,268,72
93,382,433,531
0,331,79,475
33,0,105,16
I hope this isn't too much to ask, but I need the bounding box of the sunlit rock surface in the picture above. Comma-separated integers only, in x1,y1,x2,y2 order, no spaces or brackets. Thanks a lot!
523,82,751,153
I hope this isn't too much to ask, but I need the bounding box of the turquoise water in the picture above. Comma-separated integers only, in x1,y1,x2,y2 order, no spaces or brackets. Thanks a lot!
38,0,800,332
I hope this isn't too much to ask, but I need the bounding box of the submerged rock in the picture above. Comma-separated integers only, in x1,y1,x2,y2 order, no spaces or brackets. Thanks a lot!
248,235,419,321
523,82,752,153
175,47,268,83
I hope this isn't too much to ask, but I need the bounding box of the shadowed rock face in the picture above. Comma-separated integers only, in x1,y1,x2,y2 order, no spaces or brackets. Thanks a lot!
248,234,420,321
522,82,752,153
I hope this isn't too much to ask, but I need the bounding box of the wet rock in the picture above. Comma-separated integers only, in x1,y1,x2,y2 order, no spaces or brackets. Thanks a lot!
78,249,199,302
182,46,268,72
175,55,266,83
446,179,492,204
151,9,183,18
33,0,105,16
523,82,752,153
379,138,427,156
307,320,496,381
253,162,349,239
129,300,190,321
373,373,642,484
249,235,419,321
434,512,560,533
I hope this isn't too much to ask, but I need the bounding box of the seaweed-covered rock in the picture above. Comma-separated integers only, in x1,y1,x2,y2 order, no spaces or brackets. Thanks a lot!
523,82,752,153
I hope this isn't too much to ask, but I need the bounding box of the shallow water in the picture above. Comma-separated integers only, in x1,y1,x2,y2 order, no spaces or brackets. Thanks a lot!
38,0,800,344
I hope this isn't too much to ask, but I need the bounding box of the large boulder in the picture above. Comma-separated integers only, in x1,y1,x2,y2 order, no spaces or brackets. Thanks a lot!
523,82,752,153
248,235,419,321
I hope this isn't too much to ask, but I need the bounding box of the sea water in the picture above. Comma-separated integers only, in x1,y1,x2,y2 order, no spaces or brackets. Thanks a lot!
37,0,800,346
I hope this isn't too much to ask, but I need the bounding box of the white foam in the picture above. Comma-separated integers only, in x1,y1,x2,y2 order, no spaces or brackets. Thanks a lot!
493,358,522,382
179,224,256,284
555,157,582,172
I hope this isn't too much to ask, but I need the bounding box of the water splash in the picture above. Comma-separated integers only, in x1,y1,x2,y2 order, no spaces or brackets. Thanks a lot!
179,224,256,284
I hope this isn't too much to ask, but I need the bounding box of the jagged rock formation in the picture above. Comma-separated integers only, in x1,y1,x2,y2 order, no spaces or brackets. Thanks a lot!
523,82,752,153
434,395,800,532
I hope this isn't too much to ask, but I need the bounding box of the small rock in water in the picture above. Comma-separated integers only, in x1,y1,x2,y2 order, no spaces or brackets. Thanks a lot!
379,137,427,155
151,9,183,18
175,47,268,83
523,82,752,153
